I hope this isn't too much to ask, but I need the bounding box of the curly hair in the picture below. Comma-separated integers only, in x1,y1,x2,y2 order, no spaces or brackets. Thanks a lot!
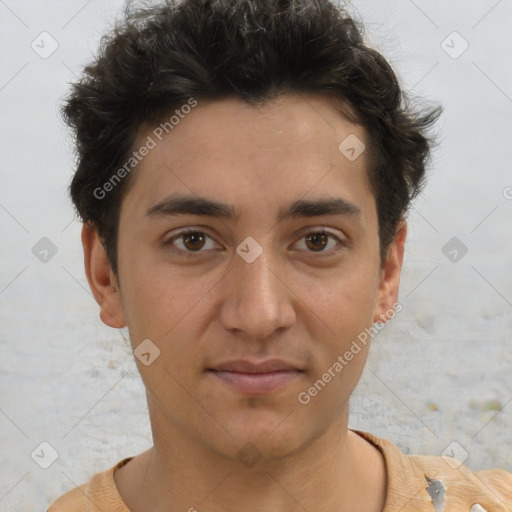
62,0,442,280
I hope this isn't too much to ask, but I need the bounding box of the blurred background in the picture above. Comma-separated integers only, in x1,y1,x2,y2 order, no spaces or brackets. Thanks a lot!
0,0,511,509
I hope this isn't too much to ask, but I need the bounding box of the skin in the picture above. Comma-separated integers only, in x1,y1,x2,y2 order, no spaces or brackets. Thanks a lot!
82,92,407,512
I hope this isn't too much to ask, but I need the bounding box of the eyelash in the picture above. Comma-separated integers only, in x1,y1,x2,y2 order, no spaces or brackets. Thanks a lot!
164,228,345,257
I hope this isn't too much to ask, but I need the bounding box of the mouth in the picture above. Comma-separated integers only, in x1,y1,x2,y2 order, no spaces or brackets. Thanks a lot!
207,359,304,395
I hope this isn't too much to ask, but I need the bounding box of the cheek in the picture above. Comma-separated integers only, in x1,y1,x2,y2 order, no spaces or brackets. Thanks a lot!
121,269,209,403
124,274,197,341
300,279,377,413
307,264,380,331
301,264,380,389
119,253,219,368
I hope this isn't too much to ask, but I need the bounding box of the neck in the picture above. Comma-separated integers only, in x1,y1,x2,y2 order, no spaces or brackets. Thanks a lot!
115,397,387,512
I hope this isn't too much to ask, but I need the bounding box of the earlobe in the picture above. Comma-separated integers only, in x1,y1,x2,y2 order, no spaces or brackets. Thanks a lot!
81,223,126,329
373,220,407,324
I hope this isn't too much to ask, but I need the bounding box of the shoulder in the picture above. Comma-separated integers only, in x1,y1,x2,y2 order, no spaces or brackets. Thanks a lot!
47,480,90,512
406,452,512,511
47,457,134,512
353,430,512,512
47,483,87,512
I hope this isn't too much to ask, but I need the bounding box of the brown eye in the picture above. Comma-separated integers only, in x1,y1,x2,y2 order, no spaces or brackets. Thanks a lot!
166,229,219,254
294,230,343,254
182,232,206,251
305,232,329,252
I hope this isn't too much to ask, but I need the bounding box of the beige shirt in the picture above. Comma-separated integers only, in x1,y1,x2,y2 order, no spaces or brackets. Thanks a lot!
47,430,512,511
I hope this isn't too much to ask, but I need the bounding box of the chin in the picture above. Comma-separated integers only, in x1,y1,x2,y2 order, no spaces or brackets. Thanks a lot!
214,410,318,462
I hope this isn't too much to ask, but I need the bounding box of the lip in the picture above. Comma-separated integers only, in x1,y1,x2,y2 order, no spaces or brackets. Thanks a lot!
207,359,304,395
210,359,302,373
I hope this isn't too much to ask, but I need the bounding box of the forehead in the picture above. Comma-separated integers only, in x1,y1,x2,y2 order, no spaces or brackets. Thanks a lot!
121,93,373,223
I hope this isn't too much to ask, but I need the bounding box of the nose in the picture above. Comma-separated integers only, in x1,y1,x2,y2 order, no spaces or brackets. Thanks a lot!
219,246,296,340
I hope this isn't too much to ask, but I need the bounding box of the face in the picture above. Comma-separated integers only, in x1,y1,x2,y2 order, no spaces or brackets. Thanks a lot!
84,93,405,461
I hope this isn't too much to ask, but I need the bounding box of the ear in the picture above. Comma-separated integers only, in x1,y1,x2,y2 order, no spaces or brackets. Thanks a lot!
81,223,126,329
373,219,407,323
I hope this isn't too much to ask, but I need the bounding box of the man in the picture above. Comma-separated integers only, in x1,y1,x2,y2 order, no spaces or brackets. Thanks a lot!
48,0,512,510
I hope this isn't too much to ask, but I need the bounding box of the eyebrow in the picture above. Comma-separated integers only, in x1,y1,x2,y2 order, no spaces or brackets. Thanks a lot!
146,195,361,221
